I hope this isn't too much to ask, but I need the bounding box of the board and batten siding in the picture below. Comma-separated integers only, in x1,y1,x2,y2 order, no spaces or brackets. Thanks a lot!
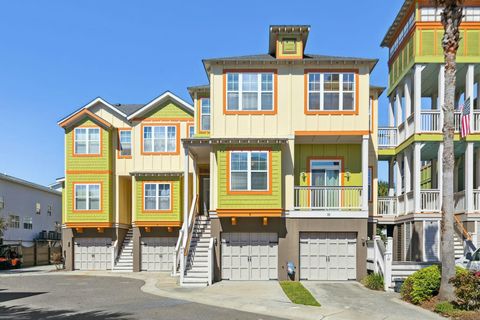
216,145,282,210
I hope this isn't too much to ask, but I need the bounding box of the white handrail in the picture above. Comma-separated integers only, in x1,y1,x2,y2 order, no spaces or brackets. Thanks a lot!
207,237,214,286
378,196,397,215
378,127,397,148
172,229,184,276
173,194,198,278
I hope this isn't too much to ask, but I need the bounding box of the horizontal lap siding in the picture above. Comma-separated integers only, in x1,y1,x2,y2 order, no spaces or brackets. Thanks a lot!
134,176,182,223
217,145,282,209
142,102,192,119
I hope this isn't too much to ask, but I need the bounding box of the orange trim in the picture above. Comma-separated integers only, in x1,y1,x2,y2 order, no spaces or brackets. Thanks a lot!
187,123,195,138
140,123,180,155
72,125,103,158
59,109,112,129
197,97,210,134
117,128,133,159
387,1,416,48
304,69,360,115
66,170,112,174
134,117,193,122
72,181,104,213
141,181,174,213
295,130,369,136
225,148,273,195
370,96,375,134
66,222,112,228
134,221,181,227
216,209,282,217
222,69,278,115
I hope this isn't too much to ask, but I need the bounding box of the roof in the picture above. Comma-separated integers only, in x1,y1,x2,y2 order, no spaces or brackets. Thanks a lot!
187,85,210,99
268,25,310,54
113,104,144,117
370,85,386,96
381,0,414,47
126,91,193,120
0,173,62,196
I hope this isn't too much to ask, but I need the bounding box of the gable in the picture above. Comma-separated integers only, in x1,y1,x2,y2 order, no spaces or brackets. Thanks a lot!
59,109,112,129
137,100,193,120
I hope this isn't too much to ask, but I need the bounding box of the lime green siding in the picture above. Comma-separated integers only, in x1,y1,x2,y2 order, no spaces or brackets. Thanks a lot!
64,173,113,223
216,145,282,209
142,101,192,119
134,176,183,223
389,35,415,90
421,164,432,189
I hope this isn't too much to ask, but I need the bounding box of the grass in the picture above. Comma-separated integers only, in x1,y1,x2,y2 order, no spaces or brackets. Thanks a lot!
421,298,480,320
279,281,321,307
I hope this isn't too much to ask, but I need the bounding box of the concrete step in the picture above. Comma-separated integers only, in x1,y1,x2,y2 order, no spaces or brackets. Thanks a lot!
187,266,209,273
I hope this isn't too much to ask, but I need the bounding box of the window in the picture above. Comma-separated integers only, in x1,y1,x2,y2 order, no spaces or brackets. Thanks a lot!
200,98,211,131
144,183,171,211
74,127,100,155
419,7,441,22
226,72,274,111
8,215,20,229
307,72,355,111
309,160,341,208
143,125,177,153
119,130,132,157
229,151,269,191
35,203,41,214
464,7,480,22
282,38,297,54
47,205,52,216
368,167,373,202
23,217,33,230
188,125,195,138
389,13,415,58
74,184,101,211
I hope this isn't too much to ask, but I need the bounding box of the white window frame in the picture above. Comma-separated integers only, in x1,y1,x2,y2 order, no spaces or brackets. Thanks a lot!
74,183,101,211
307,72,356,111
229,151,269,192
143,183,171,211
389,13,415,57
8,215,20,229
0,196,4,209
423,220,441,262
23,216,33,230
35,202,41,214
188,125,195,138
226,72,274,111
119,129,132,157
74,127,100,155
143,125,177,153
200,98,211,131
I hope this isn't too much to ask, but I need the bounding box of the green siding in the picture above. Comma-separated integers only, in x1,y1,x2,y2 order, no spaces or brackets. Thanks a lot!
216,145,282,209
64,173,113,223
421,164,432,189
134,176,182,223
142,101,192,119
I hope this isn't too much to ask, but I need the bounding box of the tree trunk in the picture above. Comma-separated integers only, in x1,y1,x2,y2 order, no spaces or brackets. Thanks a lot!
438,2,462,301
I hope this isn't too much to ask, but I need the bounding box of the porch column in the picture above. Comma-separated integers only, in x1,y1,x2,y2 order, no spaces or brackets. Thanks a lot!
438,143,444,208
396,154,403,196
438,65,445,127
466,65,475,129
414,65,424,133
466,142,474,213
476,148,480,189
388,95,395,127
362,135,369,211
192,157,197,198
404,75,412,120
396,88,404,126
404,149,411,193
413,143,422,213
183,145,190,243
389,159,395,196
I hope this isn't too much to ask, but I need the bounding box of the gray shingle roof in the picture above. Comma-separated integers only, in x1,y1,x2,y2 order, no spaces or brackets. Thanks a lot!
203,53,377,63
112,104,145,116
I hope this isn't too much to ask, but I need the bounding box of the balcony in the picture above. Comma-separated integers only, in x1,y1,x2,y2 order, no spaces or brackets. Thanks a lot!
294,186,362,211
378,128,397,148
378,196,397,215
377,189,441,216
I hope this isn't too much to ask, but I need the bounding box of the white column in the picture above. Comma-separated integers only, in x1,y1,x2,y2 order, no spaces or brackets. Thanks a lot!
438,143,444,208
192,157,197,198
404,150,411,193
438,65,445,127
396,88,404,126
466,142,474,213
466,65,475,130
389,159,395,196
404,75,412,120
396,154,403,196
476,148,480,189
477,81,480,110
389,95,395,127
413,143,422,213
362,135,369,211
414,65,424,133
183,145,190,242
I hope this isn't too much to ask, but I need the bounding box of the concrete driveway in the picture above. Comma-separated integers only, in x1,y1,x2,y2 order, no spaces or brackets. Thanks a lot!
302,282,443,320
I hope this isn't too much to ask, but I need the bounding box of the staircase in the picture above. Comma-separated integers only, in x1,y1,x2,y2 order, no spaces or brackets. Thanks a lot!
182,215,211,287
113,229,133,272
454,233,464,260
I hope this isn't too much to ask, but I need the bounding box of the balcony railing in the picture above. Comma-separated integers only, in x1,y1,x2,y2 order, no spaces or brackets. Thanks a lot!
420,189,441,212
294,186,362,211
454,111,462,132
474,190,480,212
474,111,480,132
378,128,397,148
421,110,441,132
378,197,397,215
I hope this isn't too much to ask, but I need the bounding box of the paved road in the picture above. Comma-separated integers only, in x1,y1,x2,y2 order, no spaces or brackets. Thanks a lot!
0,275,284,320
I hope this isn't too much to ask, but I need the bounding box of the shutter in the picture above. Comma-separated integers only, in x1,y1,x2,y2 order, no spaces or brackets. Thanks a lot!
458,30,466,56
421,31,435,56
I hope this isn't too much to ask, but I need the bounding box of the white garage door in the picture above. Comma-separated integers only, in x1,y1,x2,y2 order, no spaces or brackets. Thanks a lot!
221,233,278,280
300,232,356,281
141,237,176,271
74,237,112,270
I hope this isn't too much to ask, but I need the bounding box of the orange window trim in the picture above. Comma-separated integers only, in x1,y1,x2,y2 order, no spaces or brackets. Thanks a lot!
140,123,180,155
225,148,273,195
222,69,278,115
187,123,195,138
304,69,360,115
72,181,104,213
117,128,133,159
72,125,103,158
141,181,174,213
197,97,210,134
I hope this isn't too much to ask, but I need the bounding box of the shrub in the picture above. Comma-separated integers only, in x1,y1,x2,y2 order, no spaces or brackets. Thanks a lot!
449,271,480,310
401,265,466,305
362,273,384,291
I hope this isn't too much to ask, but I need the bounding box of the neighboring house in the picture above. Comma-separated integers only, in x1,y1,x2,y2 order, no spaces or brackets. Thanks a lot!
0,173,62,245
377,0,480,262
58,24,383,285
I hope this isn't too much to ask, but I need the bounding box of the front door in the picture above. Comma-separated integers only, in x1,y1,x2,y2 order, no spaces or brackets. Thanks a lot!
310,160,341,209
199,176,210,215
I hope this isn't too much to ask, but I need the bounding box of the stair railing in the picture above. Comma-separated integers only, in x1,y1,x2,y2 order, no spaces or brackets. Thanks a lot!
111,239,118,268
184,194,199,258
454,214,472,241
207,237,214,286
172,229,184,276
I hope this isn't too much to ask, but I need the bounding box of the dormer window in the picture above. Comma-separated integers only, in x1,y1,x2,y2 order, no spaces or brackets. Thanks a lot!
282,38,297,54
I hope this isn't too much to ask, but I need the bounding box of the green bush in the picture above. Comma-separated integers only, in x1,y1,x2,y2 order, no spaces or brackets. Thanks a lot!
449,271,480,310
362,273,384,291
400,266,466,305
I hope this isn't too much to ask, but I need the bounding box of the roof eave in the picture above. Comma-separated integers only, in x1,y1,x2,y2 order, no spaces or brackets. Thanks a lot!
126,91,194,120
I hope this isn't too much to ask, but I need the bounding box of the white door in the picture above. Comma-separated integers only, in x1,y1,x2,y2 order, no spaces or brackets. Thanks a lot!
74,238,112,270
140,237,176,271
310,160,341,209
300,232,356,280
221,233,278,280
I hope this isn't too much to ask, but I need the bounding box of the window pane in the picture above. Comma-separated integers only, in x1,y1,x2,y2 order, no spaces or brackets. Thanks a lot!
227,92,239,110
231,153,248,170
144,127,152,139
145,184,156,197
324,74,340,91
75,185,86,198
242,92,258,110
261,74,273,91
309,93,321,110
201,115,210,131
251,172,268,190
159,197,170,210
201,99,210,114
90,198,100,210
231,172,248,190
158,184,170,197
75,141,87,154
189,126,195,137
227,73,239,91
76,198,87,210
324,93,340,110
89,142,100,154
343,93,354,110
242,73,258,91
144,139,152,152
251,152,267,170
75,128,87,141
261,93,273,110
89,185,100,199
145,198,156,210
89,129,100,142
309,73,321,91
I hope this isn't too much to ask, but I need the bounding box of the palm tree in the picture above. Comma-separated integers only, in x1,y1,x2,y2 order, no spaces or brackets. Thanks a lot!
434,0,464,301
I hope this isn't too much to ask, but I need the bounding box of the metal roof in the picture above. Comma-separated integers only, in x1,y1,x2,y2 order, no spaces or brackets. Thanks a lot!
381,0,414,48
0,173,61,196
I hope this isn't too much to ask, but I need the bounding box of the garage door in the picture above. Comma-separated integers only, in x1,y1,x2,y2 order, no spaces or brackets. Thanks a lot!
141,237,176,271
300,232,356,280
221,233,277,280
74,237,112,270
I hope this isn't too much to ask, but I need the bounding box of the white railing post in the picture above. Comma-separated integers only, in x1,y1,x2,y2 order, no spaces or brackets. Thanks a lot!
373,235,380,273
180,245,185,283
384,237,393,291
208,237,214,286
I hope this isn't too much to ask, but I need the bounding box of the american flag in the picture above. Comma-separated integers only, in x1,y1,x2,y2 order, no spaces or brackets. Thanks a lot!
461,98,471,138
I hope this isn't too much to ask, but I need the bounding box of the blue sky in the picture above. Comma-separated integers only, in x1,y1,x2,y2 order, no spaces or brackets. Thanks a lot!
0,0,403,186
